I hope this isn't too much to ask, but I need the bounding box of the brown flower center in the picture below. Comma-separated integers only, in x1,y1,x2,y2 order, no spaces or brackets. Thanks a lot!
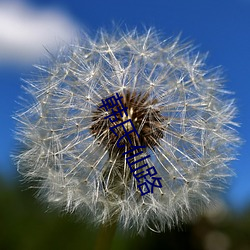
90,91,165,158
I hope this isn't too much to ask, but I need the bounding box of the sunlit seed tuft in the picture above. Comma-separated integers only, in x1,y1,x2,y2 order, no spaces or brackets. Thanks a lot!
14,27,240,234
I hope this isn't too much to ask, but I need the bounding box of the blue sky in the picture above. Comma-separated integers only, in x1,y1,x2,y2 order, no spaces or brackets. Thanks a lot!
0,0,249,210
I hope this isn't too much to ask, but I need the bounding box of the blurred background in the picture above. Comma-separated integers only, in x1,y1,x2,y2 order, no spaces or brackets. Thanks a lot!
0,0,249,249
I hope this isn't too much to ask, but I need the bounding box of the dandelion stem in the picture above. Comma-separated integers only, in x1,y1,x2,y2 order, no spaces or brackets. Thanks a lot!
94,220,117,250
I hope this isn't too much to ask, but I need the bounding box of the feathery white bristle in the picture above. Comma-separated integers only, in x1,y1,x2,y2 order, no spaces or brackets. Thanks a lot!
14,27,240,234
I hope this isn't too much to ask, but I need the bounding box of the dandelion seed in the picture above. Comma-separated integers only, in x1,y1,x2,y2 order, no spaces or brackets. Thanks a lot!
14,27,240,234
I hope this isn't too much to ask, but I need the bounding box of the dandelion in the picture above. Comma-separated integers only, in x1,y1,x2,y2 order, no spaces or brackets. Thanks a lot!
14,27,239,235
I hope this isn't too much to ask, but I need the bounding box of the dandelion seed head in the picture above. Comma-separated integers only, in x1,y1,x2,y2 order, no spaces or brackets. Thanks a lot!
14,27,240,234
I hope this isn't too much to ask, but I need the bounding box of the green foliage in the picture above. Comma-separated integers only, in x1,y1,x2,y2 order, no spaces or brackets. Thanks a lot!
1,177,250,250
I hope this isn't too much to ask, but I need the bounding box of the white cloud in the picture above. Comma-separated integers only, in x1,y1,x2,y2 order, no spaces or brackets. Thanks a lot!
0,1,78,65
